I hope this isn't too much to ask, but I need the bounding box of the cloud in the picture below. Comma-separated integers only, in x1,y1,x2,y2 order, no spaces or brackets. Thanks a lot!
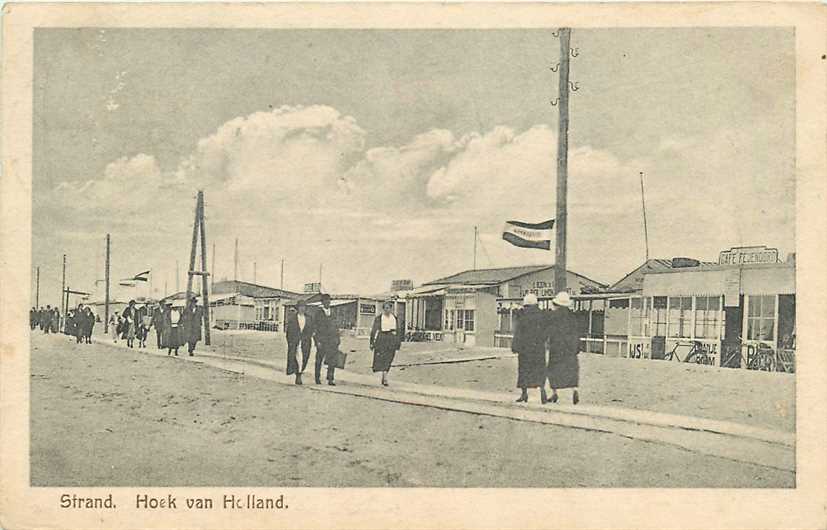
38,104,794,294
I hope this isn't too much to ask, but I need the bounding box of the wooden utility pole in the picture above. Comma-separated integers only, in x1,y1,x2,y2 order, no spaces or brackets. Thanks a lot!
186,194,199,300
554,28,572,294
35,266,40,307
280,259,284,289
197,191,212,346
60,254,67,318
104,234,110,334
253,261,257,284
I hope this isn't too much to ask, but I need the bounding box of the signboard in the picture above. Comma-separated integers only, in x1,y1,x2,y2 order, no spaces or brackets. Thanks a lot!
303,282,321,294
390,279,414,292
718,246,779,266
523,280,555,298
359,303,376,315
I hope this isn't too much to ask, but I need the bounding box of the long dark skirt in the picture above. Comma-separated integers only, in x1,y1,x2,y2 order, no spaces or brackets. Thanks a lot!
548,353,579,389
162,326,184,349
516,349,546,388
372,332,399,372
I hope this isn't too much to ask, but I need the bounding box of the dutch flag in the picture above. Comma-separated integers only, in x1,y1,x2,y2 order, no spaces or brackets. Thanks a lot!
502,220,555,250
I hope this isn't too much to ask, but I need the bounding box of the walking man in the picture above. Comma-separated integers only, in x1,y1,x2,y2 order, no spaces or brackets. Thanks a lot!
150,303,164,349
313,294,340,386
285,301,314,385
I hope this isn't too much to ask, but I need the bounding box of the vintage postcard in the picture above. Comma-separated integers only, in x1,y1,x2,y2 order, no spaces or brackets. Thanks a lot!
1,2,826,529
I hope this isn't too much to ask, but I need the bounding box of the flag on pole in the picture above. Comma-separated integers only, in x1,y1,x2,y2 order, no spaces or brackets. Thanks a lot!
502,219,555,250
129,270,151,282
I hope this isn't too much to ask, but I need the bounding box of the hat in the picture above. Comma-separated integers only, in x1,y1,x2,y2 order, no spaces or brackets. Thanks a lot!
551,291,572,308
320,293,331,301
522,293,539,306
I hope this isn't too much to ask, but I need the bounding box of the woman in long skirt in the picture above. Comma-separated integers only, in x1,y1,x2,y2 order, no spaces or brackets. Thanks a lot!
511,293,549,403
369,301,402,386
547,292,582,405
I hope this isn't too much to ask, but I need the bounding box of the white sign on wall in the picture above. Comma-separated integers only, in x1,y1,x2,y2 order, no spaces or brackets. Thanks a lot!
718,246,779,266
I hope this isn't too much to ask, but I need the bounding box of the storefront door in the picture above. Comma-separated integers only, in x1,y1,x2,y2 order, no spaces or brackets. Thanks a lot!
721,295,743,368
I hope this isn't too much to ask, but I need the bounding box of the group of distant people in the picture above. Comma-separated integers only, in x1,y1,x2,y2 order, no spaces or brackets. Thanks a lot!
511,291,583,405
110,297,204,355
65,304,96,344
284,293,403,387
30,306,61,334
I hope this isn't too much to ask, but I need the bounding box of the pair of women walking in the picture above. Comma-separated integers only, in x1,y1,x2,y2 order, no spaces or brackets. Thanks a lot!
511,291,581,405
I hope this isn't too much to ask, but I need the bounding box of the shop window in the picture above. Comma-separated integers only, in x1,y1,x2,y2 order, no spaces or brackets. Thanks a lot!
609,298,629,309
694,296,721,339
630,297,650,336
652,296,668,336
464,310,475,332
667,296,692,338
746,295,775,341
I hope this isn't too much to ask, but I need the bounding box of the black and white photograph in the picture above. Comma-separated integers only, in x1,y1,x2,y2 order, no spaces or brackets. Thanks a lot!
1,3,826,530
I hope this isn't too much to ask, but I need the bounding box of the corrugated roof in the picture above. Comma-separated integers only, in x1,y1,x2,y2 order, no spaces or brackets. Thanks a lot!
211,280,302,299
423,264,606,288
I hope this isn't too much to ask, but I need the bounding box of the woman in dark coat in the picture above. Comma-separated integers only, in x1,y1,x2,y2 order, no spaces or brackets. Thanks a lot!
547,291,582,405
369,301,402,386
161,303,184,356
511,293,549,403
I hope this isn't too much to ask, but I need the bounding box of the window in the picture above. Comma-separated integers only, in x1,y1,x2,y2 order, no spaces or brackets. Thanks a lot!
609,298,630,309
694,296,721,339
667,296,692,338
630,297,649,336
464,310,475,332
456,310,463,330
746,295,776,341
652,296,668,336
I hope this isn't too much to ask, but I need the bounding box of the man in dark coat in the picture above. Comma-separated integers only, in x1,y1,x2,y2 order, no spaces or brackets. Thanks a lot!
547,291,582,405
41,305,51,333
179,296,203,356
285,301,314,385
150,303,165,349
511,293,550,403
312,294,340,385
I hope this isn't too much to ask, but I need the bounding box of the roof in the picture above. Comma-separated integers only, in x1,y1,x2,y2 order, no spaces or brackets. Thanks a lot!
211,280,302,299
423,264,606,288
609,258,720,292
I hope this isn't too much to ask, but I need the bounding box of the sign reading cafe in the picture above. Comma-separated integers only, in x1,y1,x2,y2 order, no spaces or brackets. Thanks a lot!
718,246,779,266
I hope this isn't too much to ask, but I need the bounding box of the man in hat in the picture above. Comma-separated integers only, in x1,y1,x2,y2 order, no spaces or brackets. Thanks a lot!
285,300,314,384
312,294,340,385
511,293,550,403
150,302,165,349
546,291,582,405
181,295,203,356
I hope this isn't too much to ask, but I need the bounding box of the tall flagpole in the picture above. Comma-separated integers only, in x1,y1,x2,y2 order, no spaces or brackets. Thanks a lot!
554,28,572,294
639,171,650,261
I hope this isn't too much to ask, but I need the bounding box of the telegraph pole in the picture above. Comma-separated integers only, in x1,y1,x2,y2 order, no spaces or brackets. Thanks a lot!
554,28,572,294
104,234,110,334
60,254,66,317
186,193,200,301
197,191,211,346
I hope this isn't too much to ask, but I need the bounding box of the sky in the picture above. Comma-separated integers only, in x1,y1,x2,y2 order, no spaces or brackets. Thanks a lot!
31,27,795,305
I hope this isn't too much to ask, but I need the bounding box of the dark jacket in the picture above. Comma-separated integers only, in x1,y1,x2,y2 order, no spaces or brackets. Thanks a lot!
286,311,314,349
548,307,581,359
369,313,402,351
313,307,340,353
511,305,550,355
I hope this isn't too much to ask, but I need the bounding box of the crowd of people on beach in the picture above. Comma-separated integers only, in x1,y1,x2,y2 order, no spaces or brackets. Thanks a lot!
32,288,582,403
109,297,204,355
30,305,61,334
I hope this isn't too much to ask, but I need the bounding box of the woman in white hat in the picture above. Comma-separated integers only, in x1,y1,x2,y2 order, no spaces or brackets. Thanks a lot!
547,291,581,405
511,293,550,403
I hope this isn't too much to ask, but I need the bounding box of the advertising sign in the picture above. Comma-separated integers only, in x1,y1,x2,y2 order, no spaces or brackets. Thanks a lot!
718,246,779,265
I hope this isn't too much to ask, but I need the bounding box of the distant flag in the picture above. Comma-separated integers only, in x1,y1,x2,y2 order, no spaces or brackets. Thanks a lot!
502,219,555,250
120,270,150,284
